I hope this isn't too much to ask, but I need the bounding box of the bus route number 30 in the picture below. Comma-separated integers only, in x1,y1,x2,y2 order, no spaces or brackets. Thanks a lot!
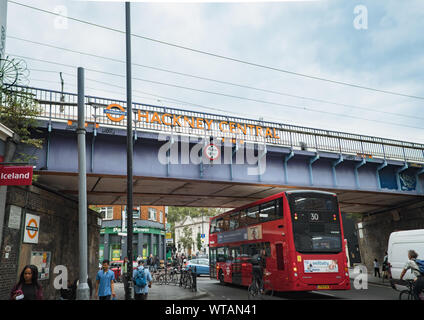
310,213,320,221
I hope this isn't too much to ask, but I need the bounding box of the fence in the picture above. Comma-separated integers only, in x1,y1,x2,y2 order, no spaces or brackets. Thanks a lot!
4,85,424,164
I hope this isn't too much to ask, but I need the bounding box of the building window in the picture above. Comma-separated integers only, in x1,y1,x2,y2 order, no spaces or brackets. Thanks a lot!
132,206,140,219
159,211,163,223
148,208,157,221
100,207,113,220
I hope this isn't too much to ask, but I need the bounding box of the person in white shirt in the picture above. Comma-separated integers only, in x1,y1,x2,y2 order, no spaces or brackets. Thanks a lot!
373,259,380,278
400,250,424,300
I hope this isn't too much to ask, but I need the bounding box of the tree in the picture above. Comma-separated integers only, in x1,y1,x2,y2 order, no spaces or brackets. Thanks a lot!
1,69,42,163
196,232,202,252
167,207,224,248
179,226,194,254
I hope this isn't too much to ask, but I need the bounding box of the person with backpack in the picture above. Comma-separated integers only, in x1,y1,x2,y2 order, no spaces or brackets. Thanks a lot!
400,250,424,300
133,260,152,300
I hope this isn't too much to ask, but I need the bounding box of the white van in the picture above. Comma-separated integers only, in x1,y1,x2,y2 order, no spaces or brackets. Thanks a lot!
387,229,424,280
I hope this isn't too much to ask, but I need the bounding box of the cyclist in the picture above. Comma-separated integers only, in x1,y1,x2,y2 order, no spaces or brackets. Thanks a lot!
399,250,424,300
251,249,267,294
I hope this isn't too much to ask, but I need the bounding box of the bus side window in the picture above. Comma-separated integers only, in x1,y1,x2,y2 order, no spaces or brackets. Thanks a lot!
259,201,276,222
275,243,284,270
216,218,223,233
217,247,227,262
210,219,217,233
222,216,230,232
247,206,259,225
276,198,283,218
229,212,240,230
239,210,248,227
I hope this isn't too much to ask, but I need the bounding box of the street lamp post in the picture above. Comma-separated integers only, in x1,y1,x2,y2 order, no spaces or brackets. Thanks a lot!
125,1,134,300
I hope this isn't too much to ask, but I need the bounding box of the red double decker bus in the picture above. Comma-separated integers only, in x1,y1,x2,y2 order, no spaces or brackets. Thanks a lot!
209,190,350,292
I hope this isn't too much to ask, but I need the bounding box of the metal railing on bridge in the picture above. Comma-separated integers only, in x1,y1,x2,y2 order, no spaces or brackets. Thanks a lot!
3,85,424,164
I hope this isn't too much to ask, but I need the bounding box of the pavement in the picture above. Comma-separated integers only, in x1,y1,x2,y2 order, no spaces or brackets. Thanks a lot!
114,280,209,300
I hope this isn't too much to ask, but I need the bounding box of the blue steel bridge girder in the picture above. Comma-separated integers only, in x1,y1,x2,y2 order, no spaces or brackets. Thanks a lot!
308,153,320,186
376,160,388,190
24,125,424,197
332,154,344,187
354,158,367,189
283,149,294,185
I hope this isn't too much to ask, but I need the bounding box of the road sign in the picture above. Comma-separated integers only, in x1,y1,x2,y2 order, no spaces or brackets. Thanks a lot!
203,144,220,161
23,213,40,244
0,166,33,185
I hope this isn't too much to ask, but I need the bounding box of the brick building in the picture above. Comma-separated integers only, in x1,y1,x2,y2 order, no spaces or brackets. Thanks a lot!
98,205,168,262
0,185,101,300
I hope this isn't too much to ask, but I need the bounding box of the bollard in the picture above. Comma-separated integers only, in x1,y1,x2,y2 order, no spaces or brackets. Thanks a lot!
192,266,197,292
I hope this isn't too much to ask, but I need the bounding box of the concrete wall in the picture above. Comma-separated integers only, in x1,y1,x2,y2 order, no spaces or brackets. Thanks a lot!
357,201,424,271
0,185,101,300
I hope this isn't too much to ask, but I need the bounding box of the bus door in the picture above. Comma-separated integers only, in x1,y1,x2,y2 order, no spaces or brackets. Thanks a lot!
209,248,217,279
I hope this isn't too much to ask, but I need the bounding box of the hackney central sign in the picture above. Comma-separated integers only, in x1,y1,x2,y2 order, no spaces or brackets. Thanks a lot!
0,166,33,186
104,103,281,140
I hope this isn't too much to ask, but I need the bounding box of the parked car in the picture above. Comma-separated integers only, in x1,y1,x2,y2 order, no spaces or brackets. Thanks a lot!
388,229,424,279
187,259,210,276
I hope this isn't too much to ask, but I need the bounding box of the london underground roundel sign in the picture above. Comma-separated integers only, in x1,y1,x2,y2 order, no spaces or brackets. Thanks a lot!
104,104,127,122
204,143,220,161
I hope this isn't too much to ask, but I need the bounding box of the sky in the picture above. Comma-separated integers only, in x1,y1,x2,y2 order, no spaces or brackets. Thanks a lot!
4,0,424,144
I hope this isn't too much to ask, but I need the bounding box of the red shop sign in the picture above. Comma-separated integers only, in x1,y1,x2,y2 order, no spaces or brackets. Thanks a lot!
0,166,33,186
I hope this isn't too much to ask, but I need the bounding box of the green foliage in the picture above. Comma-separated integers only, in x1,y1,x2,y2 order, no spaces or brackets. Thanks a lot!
179,225,194,253
167,207,224,241
197,232,202,252
0,88,43,163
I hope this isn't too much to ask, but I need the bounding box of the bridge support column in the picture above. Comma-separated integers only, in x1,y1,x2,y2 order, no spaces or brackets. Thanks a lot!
308,153,319,185
283,149,294,185
395,163,408,191
332,154,343,187
376,160,388,190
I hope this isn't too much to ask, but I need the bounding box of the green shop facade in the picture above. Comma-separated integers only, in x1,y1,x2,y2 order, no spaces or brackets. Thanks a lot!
99,220,167,262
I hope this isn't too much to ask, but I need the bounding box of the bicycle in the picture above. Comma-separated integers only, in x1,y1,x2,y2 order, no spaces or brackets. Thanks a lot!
391,279,423,300
248,271,273,300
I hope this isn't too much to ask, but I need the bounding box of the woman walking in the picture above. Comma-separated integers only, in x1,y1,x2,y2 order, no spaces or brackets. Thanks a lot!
10,265,43,300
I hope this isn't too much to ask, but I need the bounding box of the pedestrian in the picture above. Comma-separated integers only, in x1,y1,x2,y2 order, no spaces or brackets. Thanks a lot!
95,259,116,300
133,260,153,300
373,259,381,278
382,251,390,279
10,265,43,300
147,254,153,271
400,250,424,300
155,255,160,271
136,255,142,263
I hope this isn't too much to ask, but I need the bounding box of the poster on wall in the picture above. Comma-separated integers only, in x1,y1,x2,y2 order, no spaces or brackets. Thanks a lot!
30,251,51,280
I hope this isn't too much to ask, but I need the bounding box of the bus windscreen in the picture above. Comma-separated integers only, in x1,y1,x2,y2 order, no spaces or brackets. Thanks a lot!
288,193,342,254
